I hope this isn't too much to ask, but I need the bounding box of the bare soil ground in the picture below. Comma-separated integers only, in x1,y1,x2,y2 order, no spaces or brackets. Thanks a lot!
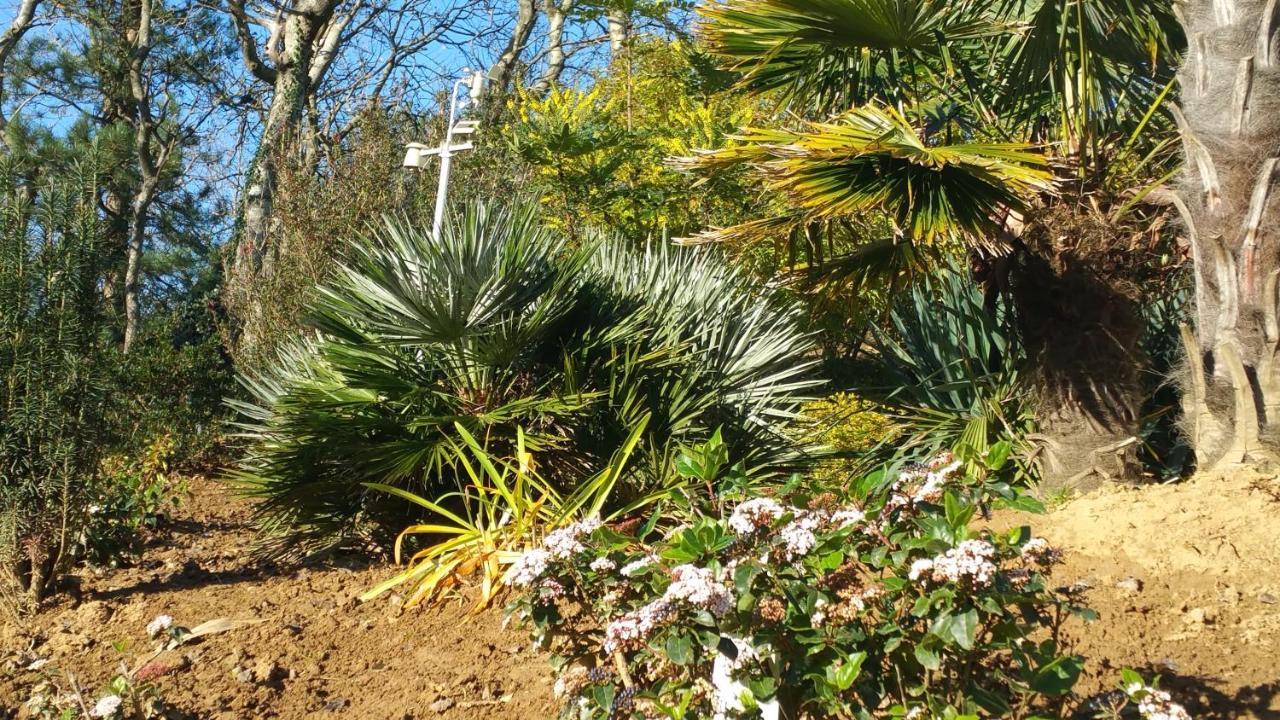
997,471,1280,719
1,478,553,719
3,471,1278,719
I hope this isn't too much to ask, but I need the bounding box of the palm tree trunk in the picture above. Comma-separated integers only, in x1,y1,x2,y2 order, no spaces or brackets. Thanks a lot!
1175,0,1280,470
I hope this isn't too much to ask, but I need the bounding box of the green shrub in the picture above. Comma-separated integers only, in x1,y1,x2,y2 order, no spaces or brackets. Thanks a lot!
506,449,1085,719
107,311,234,465
83,435,186,567
231,202,820,555
0,159,115,605
795,392,898,485
871,268,1036,477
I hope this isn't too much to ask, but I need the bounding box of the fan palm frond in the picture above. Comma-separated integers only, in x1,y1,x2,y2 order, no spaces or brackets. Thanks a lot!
677,104,1053,251
699,0,1005,111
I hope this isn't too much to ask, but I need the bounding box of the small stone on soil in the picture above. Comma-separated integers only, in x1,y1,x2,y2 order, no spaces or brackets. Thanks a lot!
430,697,455,713
1116,577,1143,593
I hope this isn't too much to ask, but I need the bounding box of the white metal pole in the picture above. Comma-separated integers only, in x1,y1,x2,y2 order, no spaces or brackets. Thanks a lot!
431,78,469,239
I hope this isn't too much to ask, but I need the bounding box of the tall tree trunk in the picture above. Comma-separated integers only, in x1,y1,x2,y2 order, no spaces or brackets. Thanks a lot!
606,6,630,57
122,182,158,351
1175,0,1280,470
533,0,574,92
231,0,337,277
1003,208,1146,490
120,0,175,352
488,0,537,94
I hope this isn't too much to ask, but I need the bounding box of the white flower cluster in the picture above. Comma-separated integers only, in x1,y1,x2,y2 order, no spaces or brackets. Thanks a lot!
1126,681,1192,717
727,498,865,561
603,599,675,652
603,564,733,652
777,512,823,560
508,548,551,587
544,517,602,559
810,597,828,626
828,507,865,529
507,516,602,587
728,498,786,535
1019,537,1061,566
589,556,617,572
620,554,658,576
885,453,963,513
145,614,173,639
1133,686,1193,720
665,564,733,615
909,539,997,588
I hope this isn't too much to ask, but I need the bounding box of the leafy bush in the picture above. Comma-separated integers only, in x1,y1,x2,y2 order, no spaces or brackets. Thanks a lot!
82,435,185,568
794,392,898,485
872,268,1035,477
107,311,234,465
506,451,1084,719
509,39,765,241
231,202,819,555
359,419,662,610
1092,670,1192,720
0,159,115,606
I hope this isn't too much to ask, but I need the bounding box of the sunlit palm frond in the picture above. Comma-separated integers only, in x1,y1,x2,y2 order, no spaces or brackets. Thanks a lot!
698,0,1004,111
994,0,1182,165
679,104,1052,250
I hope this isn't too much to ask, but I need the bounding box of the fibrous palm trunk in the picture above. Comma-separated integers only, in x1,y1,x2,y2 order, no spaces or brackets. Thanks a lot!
1175,0,1280,469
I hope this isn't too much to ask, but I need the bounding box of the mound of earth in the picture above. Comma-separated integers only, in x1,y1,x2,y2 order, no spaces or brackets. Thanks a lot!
998,471,1280,719
0,478,552,719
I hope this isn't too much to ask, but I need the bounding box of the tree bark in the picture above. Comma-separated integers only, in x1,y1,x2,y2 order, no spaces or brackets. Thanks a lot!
533,0,574,92
1175,0,1280,470
606,6,629,57
487,0,537,93
121,0,176,352
229,0,340,279
1003,207,1146,490
0,0,40,145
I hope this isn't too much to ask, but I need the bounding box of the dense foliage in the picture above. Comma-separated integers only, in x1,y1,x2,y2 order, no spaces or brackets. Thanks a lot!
0,159,113,604
506,447,1085,719
1,151,230,607
871,268,1034,477
231,202,819,555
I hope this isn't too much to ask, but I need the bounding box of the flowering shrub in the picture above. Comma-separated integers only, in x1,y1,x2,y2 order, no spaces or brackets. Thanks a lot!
1087,670,1193,720
507,453,1088,719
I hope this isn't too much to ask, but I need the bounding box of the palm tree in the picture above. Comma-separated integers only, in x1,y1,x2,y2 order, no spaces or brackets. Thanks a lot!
682,0,1183,487
1171,0,1280,471
231,202,820,555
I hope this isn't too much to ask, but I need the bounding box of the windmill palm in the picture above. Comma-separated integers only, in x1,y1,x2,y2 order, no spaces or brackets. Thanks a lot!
1169,0,1280,471
682,0,1183,486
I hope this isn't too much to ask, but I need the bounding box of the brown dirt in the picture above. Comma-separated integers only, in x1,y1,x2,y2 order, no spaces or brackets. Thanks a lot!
5,471,1278,719
1,477,554,719
996,471,1280,719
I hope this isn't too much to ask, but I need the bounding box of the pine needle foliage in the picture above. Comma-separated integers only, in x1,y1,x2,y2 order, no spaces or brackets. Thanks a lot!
230,202,820,556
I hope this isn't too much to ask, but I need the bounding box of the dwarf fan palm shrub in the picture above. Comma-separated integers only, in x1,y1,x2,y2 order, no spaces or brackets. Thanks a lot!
231,202,819,555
